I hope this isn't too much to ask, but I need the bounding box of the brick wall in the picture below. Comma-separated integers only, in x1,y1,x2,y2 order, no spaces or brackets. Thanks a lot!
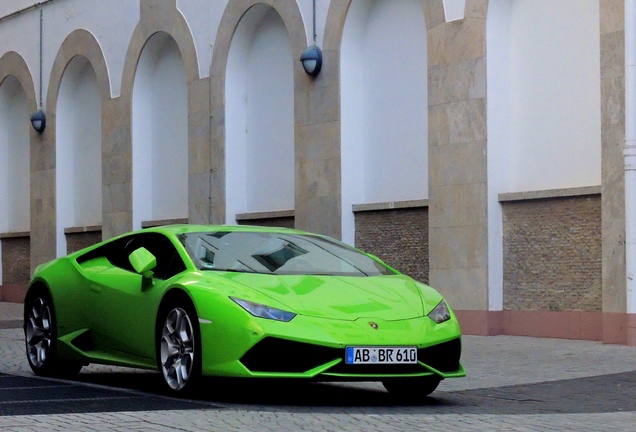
502,195,602,311
354,208,429,284
238,217,295,229
65,231,103,254
1,236,30,302
1,236,30,284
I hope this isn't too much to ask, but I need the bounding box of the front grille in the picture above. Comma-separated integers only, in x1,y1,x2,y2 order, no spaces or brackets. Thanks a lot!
418,338,462,372
240,337,340,373
240,337,462,375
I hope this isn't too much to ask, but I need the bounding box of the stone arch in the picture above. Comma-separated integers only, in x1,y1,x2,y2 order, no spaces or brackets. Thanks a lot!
45,29,112,256
121,2,200,94
118,0,204,233
209,0,309,224
0,51,37,110
47,29,112,110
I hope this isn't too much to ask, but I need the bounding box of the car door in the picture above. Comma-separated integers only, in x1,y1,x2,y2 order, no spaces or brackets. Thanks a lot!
85,233,186,363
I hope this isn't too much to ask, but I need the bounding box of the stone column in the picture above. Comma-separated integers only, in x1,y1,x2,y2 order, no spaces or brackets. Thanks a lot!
30,117,56,272
294,47,342,240
102,96,133,239
425,1,492,334
600,1,629,344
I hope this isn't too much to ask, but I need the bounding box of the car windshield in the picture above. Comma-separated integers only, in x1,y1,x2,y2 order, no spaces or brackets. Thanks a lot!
178,231,395,277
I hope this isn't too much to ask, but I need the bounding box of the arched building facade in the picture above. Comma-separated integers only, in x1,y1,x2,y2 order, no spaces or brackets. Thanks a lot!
0,0,632,345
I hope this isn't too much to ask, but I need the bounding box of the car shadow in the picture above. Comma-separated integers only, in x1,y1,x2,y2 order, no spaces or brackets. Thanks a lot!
70,369,636,415
72,372,444,409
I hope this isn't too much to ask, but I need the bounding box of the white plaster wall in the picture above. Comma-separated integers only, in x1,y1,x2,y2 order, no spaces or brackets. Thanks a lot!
362,0,427,203
56,56,101,255
132,46,152,229
72,60,101,226
246,11,294,213
0,0,139,105
151,38,188,220
340,0,428,244
225,6,258,224
0,11,40,103
0,76,30,233
505,0,601,192
132,33,188,227
56,61,76,256
340,0,370,245
0,0,41,17
225,5,294,221
443,0,466,22
486,0,512,312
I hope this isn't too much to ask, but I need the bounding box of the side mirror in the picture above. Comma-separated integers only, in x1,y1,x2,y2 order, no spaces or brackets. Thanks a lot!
129,247,156,279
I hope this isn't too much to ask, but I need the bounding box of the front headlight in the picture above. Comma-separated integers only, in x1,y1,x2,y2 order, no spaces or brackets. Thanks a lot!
230,297,296,322
428,300,451,324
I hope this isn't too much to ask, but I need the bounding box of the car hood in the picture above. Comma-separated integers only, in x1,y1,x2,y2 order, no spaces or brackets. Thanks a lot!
212,272,426,321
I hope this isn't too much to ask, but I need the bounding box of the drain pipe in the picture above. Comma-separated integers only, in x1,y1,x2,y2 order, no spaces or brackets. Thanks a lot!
625,0,636,316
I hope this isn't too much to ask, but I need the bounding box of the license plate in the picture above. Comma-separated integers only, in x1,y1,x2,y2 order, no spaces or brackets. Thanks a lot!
345,346,417,365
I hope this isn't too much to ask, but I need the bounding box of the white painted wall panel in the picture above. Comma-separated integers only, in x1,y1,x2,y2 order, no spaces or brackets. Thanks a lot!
505,0,601,192
0,77,30,233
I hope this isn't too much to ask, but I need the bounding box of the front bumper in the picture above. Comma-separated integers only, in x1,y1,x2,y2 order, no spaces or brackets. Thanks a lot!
198,312,464,380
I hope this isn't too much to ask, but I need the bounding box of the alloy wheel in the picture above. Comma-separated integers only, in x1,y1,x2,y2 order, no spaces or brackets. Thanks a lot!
160,307,195,391
25,297,53,369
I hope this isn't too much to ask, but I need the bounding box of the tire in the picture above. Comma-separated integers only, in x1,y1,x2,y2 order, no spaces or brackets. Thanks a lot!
24,288,83,377
382,375,441,399
157,298,201,394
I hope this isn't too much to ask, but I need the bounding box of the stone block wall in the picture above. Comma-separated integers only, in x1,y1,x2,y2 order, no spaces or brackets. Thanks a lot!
65,231,103,254
502,195,602,312
0,235,30,302
354,208,429,284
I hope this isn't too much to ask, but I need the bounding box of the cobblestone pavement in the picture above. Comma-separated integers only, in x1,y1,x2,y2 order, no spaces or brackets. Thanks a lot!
2,302,636,431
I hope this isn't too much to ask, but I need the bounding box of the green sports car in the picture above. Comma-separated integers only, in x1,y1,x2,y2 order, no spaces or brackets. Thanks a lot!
24,224,464,396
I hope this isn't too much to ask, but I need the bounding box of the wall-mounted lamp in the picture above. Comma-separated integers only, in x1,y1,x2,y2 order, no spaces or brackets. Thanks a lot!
301,0,322,77
300,45,322,77
31,109,46,133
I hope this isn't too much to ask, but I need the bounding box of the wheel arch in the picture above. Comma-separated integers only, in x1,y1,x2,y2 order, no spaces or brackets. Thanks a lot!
157,287,197,318
23,280,53,322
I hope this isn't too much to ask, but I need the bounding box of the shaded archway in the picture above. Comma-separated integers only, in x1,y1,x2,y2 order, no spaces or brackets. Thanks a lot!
119,1,203,232
225,4,294,224
132,32,188,228
46,29,112,256
0,51,37,301
210,0,308,227
339,0,428,245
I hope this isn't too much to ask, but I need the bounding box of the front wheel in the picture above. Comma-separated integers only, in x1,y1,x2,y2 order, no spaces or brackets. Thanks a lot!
158,301,201,394
24,289,82,377
382,375,441,399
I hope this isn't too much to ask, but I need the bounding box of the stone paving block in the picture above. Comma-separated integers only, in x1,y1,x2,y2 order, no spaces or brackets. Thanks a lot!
1,326,636,431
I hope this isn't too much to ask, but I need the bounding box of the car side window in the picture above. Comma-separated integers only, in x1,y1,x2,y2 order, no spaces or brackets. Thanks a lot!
135,233,186,280
81,233,186,280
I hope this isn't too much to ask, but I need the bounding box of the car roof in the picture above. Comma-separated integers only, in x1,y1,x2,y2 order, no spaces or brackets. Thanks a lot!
139,224,310,237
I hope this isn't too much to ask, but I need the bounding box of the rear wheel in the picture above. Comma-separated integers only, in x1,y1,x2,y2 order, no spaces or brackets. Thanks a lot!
24,289,82,377
158,299,201,394
382,375,441,399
